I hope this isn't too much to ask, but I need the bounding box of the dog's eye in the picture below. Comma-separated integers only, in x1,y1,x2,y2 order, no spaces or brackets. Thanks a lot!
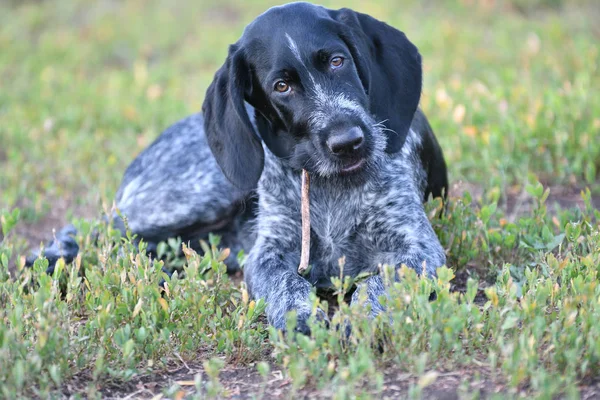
330,56,344,69
274,80,290,93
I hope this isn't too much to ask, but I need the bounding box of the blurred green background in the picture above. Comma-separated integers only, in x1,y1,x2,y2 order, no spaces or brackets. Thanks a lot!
0,0,598,242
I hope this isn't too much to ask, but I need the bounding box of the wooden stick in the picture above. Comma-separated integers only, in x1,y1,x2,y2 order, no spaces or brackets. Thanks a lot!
298,169,311,275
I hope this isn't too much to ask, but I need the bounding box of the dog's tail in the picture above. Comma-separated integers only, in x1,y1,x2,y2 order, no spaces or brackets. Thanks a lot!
25,224,80,275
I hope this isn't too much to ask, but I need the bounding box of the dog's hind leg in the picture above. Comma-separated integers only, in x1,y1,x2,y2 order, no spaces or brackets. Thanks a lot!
113,112,256,271
25,113,256,273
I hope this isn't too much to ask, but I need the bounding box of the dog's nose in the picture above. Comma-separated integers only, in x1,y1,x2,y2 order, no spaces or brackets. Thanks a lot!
327,127,364,155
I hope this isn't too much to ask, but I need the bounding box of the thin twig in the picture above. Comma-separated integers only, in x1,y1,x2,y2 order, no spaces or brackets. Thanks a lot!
298,169,311,275
175,352,193,373
122,389,145,400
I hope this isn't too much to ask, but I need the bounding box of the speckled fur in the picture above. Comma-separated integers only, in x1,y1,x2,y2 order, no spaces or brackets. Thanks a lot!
114,114,257,271
26,113,258,274
26,108,445,330
245,125,446,330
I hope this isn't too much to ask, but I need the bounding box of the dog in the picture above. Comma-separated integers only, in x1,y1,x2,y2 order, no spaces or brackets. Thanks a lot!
26,2,448,334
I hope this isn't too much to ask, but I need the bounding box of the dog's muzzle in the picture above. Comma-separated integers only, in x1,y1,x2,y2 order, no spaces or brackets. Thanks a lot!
326,126,364,156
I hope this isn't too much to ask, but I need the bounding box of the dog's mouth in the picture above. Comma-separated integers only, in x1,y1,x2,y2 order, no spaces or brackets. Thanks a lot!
339,158,366,174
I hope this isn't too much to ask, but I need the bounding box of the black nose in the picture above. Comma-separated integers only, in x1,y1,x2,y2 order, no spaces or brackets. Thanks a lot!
327,127,364,155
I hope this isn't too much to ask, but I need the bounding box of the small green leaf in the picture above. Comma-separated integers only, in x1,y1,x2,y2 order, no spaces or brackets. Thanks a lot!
502,315,519,330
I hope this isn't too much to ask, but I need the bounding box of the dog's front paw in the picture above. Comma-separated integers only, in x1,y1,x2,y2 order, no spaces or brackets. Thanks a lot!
293,307,329,336
351,275,387,319
268,296,329,336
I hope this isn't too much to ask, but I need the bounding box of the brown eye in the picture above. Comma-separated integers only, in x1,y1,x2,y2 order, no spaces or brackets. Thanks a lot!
274,80,290,93
330,56,344,68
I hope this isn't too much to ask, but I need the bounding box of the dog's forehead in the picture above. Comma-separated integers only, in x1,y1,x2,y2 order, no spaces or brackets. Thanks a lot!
249,2,330,28
239,5,346,76
241,2,339,52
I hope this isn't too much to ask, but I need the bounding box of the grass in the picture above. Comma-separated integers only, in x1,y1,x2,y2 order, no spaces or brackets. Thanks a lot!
1,0,599,398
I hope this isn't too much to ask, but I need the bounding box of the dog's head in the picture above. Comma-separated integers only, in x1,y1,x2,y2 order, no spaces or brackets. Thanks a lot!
203,2,422,190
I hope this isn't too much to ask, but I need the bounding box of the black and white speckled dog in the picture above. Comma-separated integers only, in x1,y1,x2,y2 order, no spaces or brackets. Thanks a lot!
27,2,448,334
202,2,448,332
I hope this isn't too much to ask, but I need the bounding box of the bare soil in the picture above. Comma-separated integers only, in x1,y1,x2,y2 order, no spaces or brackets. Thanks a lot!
58,358,600,399
13,197,98,250
449,180,600,219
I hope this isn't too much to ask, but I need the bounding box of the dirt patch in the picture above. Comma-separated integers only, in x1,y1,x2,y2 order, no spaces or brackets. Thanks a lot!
62,358,286,399
450,180,599,219
505,183,599,217
450,269,489,305
10,195,97,276
59,359,600,399
13,196,97,250
67,359,600,399
61,360,477,399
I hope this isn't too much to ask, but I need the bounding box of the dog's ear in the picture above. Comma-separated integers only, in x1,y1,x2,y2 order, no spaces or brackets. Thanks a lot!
332,9,422,153
203,45,264,191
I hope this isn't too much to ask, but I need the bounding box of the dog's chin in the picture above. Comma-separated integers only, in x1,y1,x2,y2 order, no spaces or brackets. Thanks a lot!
312,157,373,187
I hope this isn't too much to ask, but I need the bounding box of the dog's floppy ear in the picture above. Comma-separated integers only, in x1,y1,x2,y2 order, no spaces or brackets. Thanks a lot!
203,45,264,191
332,9,423,153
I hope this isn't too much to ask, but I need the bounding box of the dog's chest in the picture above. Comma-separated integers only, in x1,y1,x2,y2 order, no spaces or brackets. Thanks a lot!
306,186,374,283
309,189,363,247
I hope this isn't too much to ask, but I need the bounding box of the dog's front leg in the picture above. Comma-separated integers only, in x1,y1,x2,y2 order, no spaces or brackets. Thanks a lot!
354,208,447,318
351,275,387,319
245,239,326,334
